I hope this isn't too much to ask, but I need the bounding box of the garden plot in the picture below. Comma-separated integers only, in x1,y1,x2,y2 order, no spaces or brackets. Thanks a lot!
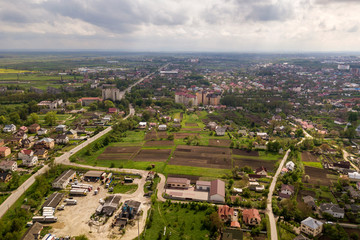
97,147,140,161
208,139,232,147
133,149,171,162
169,145,232,169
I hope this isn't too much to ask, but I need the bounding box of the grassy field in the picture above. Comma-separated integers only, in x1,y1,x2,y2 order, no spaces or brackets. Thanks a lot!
143,202,213,240
164,165,231,178
0,69,32,73
303,162,323,168
111,183,138,194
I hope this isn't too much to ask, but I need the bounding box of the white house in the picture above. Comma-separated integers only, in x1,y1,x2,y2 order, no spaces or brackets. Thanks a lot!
139,122,147,128
3,124,16,133
349,172,360,180
55,134,69,145
158,124,167,131
196,180,211,191
285,161,295,171
22,155,38,167
0,161,18,171
18,149,34,160
55,125,67,132
37,128,48,135
209,179,225,203
301,217,323,237
319,203,344,218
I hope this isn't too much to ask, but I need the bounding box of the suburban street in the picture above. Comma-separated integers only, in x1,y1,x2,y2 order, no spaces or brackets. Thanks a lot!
266,149,291,240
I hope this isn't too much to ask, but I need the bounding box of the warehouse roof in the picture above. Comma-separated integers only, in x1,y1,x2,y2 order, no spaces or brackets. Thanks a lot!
42,192,64,209
52,169,76,187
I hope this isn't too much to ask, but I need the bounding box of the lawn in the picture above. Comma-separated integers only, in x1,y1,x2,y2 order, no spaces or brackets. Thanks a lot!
111,183,138,194
164,165,231,178
181,113,206,128
143,201,213,240
303,162,323,169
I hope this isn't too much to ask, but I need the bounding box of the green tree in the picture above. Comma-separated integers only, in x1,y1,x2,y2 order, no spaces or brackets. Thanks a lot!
9,112,20,124
104,100,115,109
344,127,356,140
44,111,57,126
28,113,39,124
348,112,358,122
0,115,7,124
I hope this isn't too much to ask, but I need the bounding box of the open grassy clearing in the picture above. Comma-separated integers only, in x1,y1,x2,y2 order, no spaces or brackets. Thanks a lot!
303,161,323,168
111,183,138,194
0,69,32,73
143,201,213,240
164,165,231,178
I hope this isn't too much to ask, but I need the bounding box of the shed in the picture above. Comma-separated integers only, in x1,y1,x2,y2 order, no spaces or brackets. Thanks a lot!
52,169,76,189
102,195,121,216
42,192,64,209
84,170,105,182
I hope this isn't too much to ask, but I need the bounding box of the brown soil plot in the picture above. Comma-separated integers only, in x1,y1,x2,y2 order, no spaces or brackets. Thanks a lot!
133,149,171,162
301,151,318,162
209,139,232,147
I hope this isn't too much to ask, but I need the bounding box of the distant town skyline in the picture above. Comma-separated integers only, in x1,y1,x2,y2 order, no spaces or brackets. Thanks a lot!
1,0,360,52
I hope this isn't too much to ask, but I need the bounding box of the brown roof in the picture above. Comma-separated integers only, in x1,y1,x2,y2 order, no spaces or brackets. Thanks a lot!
281,184,295,193
167,177,190,185
210,179,225,197
218,205,234,219
84,170,104,178
0,160,16,166
242,208,261,223
21,222,43,240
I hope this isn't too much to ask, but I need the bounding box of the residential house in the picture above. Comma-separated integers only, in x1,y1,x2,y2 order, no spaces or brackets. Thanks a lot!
36,138,54,149
285,161,295,171
319,203,345,218
55,125,67,132
166,177,190,189
0,172,12,182
256,132,268,140
216,126,227,136
22,155,38,167
279,184,295,199
3,124,16,133
207,122,217,131
52,169,76,189
21,138,33,149
5,137,23,147
242,208,261,226
138,122,147,129
108,108,118,114
0,161,17,171
0,147,11,157
345,186,360,199
238,129,247,136
102,115,111,123
34,149,48,159
13,130,27,139
345,204,360,213
196,180,211,191
209,179,226,203
301,217,323,237
18,149,34,159
19,126,28,132
37,128,48,136
158,124,167,131
218,205,234,221
255,166,268,176
302,196,317,210
66,129,77,139
55,134,69,145
28,123,40,133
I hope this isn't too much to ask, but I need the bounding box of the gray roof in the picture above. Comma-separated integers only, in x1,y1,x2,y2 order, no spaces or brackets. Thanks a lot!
301,217,323,229
320,203,344,214
52,169,75,186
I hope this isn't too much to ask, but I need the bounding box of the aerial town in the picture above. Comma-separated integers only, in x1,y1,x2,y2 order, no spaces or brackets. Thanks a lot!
0,52,359,240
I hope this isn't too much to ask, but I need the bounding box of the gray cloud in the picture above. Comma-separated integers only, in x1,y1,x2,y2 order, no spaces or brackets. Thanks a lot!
245,2,294,22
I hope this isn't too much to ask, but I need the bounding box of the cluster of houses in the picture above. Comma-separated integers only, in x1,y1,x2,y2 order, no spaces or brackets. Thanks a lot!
138,121,167,131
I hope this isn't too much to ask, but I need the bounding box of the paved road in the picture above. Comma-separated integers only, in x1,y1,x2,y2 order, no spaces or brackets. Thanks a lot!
266,149,291,240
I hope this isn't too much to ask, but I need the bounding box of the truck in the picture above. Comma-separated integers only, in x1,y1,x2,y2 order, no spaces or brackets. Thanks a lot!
32,216,58,223
70,189,88,196
64,199,77,205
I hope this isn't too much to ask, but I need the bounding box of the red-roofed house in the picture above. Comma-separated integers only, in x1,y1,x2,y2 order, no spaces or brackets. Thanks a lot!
0,147,11,157
18,149,33,159
78,97,102,106
108,108,118,114
218,205,234,221
242,209,261,226
209,179,225,203
231,221,241,228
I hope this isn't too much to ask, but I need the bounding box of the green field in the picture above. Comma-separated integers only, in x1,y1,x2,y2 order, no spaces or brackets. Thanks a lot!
303,162,323,169
164,165,231,178
111,183,138,194
143,201,214,240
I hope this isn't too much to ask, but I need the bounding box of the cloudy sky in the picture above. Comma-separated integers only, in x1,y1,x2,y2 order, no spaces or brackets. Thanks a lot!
0,0,359,52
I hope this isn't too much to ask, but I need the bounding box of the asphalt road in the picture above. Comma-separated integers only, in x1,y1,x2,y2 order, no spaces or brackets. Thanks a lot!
266,149,291,240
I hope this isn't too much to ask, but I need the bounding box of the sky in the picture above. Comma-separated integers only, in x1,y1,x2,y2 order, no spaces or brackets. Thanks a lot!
0,0,360,52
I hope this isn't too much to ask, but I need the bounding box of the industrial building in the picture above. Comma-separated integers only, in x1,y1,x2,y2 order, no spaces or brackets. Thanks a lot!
52,169,76,189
